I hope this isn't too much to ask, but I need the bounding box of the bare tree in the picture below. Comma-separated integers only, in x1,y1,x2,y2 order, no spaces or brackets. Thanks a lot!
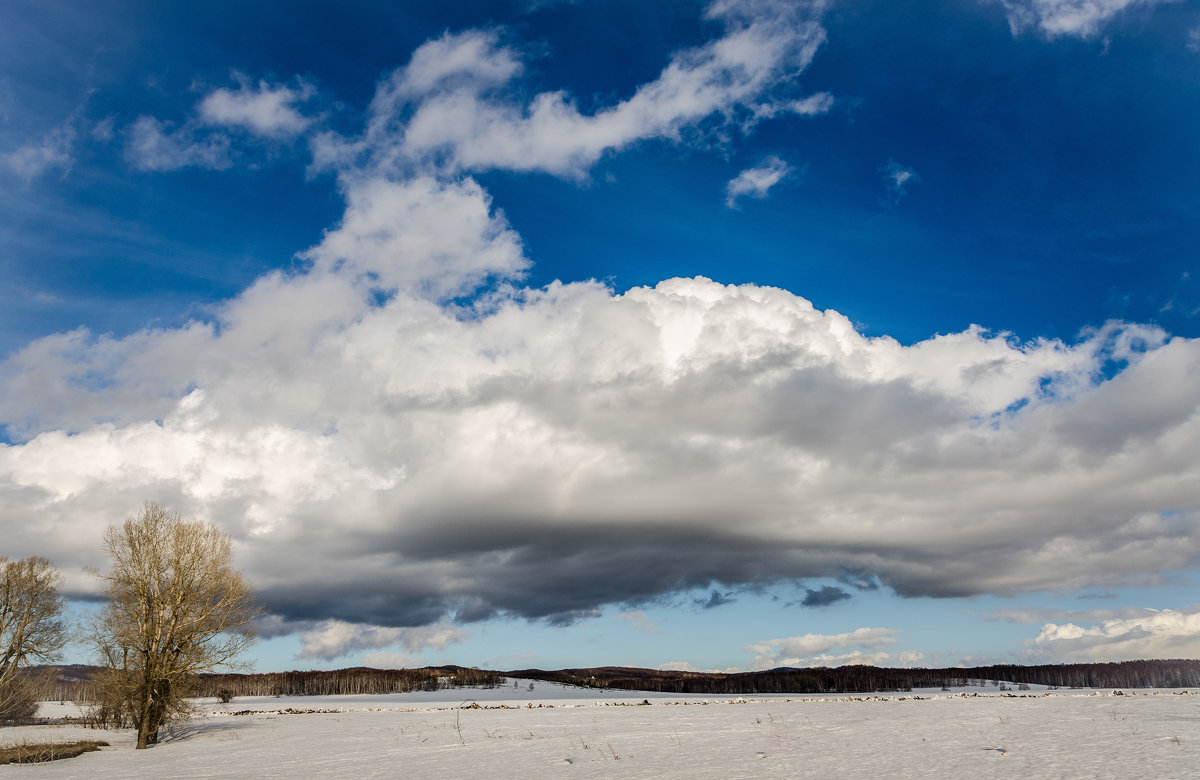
0,556,67,724
90,502,262,748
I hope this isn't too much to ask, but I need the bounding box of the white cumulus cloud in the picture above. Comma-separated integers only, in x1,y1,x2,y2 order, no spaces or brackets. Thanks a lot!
2,224,1198,630
302,176,529,300
1027,606,1200,661
747,628,924,669
387,29,523,99
125,74,320,172
334,0,830,178
198,77,316,138
297,620,469,661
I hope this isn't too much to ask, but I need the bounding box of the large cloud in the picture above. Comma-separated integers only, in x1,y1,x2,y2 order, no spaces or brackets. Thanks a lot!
1,175,1197,627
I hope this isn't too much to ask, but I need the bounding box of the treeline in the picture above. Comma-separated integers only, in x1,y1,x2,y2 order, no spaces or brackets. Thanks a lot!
508,659,1200,695
37,665,505,702
39,659,1199,702
194,666,504,698
934,660,1200,690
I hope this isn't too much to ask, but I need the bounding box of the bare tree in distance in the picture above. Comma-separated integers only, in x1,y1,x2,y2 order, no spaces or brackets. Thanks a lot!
0,556,67,724
89,501,263,748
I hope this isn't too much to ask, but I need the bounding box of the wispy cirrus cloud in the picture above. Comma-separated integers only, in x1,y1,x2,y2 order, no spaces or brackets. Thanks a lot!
995,0,1179,39
1,99,96,183
987,605,1153,624
883,159,917,203
2,122,75,183
1187,24,1200,51
616,611,660,634
125,116,232,172
725,155,792,208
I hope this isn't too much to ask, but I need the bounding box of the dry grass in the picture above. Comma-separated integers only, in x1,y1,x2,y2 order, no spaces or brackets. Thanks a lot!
0,739,110,765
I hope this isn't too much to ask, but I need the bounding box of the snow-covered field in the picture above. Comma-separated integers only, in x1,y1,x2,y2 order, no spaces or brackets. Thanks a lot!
4,682,1198,778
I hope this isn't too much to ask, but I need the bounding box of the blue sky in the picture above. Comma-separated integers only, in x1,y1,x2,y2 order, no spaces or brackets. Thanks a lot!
3,0,1200,673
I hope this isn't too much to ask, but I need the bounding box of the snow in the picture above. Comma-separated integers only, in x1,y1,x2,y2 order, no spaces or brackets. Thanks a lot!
5,683,1198,778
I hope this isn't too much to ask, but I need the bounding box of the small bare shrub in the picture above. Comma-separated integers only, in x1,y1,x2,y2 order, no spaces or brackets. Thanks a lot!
0,668,55,726
0,676,39,725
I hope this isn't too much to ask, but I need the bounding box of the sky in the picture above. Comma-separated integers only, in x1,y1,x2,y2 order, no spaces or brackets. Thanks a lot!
1,0,1199,674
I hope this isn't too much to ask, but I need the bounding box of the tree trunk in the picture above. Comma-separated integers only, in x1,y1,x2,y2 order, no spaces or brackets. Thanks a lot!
146,678,169,745
135,676,169,749
135,689,153,749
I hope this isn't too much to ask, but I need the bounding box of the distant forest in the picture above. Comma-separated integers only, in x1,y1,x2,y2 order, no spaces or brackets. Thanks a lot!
39,665,505,702
510,660,1200,694
37,659,1199,702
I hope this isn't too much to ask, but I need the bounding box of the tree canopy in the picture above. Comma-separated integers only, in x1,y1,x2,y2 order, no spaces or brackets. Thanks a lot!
90,501,261,748
0,556,66,724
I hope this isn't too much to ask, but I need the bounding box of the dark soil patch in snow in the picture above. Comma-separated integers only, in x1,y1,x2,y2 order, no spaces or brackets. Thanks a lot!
0,739,109,764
